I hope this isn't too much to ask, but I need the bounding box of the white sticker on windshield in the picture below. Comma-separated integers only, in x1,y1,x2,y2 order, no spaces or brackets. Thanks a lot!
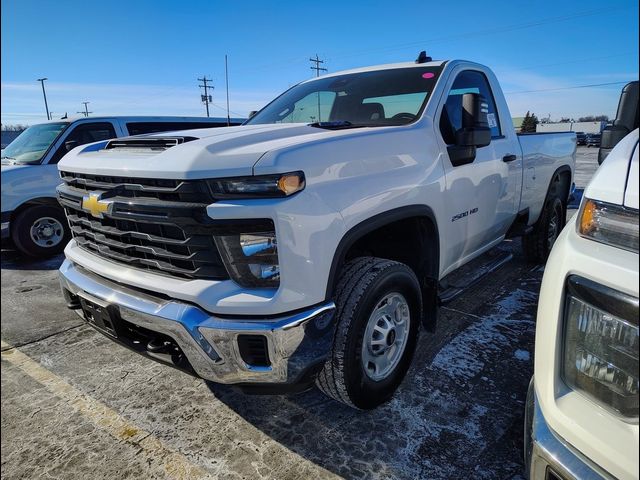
487,113,497,129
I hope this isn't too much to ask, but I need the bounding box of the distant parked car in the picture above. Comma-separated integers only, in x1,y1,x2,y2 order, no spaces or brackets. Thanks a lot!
575,131,587,145
585,133,601,147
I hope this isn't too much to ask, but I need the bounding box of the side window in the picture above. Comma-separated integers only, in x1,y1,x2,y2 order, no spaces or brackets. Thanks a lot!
49,122,116,164
439,70,501,145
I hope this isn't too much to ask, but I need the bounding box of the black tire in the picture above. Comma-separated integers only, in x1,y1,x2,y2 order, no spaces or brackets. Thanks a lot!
522,176,565,264
11,205,70,257
316,257,422,409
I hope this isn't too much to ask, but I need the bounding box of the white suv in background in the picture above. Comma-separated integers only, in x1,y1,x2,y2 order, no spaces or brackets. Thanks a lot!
525,129,639,479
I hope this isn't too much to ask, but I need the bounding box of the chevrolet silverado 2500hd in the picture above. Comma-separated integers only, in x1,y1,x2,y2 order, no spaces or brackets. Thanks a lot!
1,116,242,257
57,57,576,409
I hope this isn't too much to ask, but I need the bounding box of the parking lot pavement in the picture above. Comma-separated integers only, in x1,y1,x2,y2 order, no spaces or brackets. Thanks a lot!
0,150,599,480
575,146,600,188
2,241,539,480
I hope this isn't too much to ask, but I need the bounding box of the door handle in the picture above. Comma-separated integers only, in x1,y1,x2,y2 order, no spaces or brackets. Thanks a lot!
502,154,517,163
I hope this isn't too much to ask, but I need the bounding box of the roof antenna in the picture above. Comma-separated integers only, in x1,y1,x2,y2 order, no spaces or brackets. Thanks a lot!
415,50,432,64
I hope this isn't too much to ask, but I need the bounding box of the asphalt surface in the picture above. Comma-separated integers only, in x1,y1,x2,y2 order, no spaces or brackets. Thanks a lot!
0,147,598,480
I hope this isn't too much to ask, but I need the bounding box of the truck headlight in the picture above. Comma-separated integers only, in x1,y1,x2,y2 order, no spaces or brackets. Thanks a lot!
214,226,280,288
578,198,639,252
563,275,639,419
207,172,305,199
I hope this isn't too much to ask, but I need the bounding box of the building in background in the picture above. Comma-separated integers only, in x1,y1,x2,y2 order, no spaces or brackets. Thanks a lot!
511,117,525,132
536,121,606,134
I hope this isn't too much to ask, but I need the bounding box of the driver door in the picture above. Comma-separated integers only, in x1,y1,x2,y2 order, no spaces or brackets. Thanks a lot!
438,69,520,270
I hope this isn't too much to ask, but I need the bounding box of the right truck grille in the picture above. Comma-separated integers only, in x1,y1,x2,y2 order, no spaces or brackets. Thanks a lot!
57,171,229,281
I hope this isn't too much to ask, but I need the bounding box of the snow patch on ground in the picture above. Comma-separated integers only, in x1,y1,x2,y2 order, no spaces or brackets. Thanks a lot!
514,349,530,361
432,289,536,381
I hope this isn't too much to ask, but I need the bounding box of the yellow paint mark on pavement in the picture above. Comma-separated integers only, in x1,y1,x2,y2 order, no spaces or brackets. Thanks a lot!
1,339,211,479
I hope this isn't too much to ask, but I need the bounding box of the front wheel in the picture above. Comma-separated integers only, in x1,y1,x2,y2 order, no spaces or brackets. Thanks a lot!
316,257,422,409
11,205,70,257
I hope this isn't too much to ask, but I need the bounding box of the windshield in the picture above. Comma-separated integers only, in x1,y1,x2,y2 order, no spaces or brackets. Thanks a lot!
246,66,442,127
1,122,69,164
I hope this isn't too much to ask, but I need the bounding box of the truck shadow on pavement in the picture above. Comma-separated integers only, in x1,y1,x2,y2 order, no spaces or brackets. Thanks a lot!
0,248,64,271
206,249,542,480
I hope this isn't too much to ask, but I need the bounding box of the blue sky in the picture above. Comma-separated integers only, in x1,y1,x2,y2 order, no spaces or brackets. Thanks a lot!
1,0,638,125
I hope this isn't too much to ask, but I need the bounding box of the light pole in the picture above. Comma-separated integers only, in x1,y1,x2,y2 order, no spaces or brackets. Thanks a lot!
37,78,50,120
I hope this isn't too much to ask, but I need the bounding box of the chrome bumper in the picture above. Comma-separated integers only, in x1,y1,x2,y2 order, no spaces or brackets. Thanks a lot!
525,380,613,480
59,259,336,385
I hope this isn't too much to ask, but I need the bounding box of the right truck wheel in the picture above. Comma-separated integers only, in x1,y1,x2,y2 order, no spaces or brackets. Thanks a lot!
316,257,422,409
522,175,566,264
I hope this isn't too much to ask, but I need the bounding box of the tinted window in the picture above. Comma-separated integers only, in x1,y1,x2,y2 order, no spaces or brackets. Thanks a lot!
49,122,116,164
126,122,235,135
439,70,501,144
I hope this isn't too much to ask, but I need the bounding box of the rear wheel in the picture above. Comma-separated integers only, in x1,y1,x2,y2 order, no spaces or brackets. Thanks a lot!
316,257,422,409
522,176,565,264
11,205,70,257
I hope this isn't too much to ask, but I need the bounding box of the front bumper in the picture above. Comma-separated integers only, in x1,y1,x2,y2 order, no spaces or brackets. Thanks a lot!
59,259,336,385
525,380,614,480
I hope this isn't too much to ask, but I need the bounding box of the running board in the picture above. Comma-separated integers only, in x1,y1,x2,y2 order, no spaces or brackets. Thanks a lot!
438,252,513,305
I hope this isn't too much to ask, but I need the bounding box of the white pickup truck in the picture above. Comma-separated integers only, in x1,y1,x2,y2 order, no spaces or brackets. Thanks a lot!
1,116,242,257
526,83,638,480
56,56,576,409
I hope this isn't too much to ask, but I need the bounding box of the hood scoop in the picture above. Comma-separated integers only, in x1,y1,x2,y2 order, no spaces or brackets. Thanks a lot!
104,136,198,152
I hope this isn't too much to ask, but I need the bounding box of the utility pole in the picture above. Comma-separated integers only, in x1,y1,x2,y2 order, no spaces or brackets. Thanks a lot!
77,101,92,117
198,76,214,117
37,78,50,120
225,55,231,126
309,54,327,77
309,55,327,122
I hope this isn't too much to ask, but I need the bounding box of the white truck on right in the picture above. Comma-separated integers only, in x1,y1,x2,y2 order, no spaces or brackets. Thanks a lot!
526,81,639,480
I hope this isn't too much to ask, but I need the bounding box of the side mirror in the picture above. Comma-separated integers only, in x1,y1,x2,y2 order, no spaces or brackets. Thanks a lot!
598,125,629,165
448,93,492,166
65,140,78,152
248,110,258,119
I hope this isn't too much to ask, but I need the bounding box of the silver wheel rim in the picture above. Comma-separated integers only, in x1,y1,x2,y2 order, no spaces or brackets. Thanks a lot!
547,207,561,250
30,217,64,248
361,292,411,381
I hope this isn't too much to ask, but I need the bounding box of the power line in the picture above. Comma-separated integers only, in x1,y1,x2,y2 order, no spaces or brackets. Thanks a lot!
506,81,631,94
198,76,214,117
325,6,624,63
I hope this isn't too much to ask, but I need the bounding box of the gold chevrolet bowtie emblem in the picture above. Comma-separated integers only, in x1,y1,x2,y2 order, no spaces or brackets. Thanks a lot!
81,192,113,218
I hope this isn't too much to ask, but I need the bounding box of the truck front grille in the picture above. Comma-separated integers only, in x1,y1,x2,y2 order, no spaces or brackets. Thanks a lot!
58,172,229,280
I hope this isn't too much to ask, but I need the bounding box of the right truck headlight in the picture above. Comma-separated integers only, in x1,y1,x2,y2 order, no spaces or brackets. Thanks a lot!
563,275,639,420
578,198,639,252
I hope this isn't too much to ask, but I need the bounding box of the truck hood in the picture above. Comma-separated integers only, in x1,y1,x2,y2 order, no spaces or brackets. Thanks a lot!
585,129,639,208
57,123,366,179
